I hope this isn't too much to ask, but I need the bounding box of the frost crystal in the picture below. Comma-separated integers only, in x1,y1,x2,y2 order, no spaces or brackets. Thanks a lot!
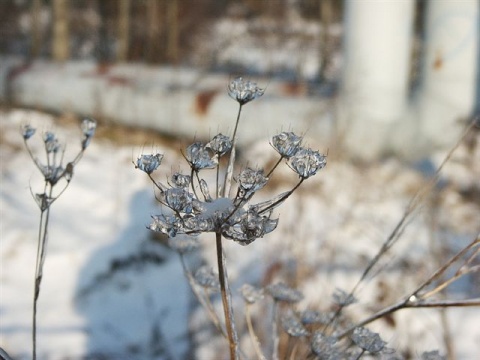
185,142,217,170
223,209,278,245
289,148,327,179
281,311,309,337
194,266,220,290
81,118,97,149
22,124,36,140
164,188,193,213
311,332,340,360
136,154,163,174
266,282,303,303
43,132,61,153
237,168,268,195
299,310,334,325
228,77,264,105
240,284,264,304
271,132,302,158
207,133,232,156
149,214,179,238
171,173,191,188
351,327,386,354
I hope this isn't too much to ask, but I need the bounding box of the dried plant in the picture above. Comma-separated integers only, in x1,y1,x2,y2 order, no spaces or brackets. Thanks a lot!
23,118,96,360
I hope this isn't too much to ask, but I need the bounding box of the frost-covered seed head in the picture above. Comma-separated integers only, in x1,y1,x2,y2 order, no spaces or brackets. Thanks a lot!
43,131,61,153
281,312,309,337
81,118,97,149
194,266,220,290
136,153,164,174
228,77,264,105
223,209,278,245
238,168,268,193
207,133,232,156
299,310,335,325
171,173,191,188
185,142,217,170
240,284,264,304
351,327,386,354
149,214,179,238
272,132,302,158
289,148,327,179
164,188,193,213
311,332,340,360
22,124,36,140
266,282,303,303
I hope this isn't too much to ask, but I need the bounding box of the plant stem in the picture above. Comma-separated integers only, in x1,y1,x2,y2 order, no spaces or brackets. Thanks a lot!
215,232,238,360
223,104,243,197
32,185,53,360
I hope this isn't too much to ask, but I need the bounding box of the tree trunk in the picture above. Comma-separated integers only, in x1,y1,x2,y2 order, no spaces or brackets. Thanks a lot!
117,0,131,62
166,0,179,64
31,0,42,59
146,0,162,63
52,0,69,62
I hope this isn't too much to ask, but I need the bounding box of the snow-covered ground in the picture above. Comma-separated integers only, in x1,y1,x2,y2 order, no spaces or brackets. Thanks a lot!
1,105,479,359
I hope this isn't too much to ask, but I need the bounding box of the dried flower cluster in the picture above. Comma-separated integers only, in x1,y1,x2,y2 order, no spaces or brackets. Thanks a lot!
136,79,326,248
23,117,96,360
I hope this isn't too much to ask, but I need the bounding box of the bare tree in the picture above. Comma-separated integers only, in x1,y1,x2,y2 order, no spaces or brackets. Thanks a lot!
166,0,179,63
52,0,70,62
117,0,131,62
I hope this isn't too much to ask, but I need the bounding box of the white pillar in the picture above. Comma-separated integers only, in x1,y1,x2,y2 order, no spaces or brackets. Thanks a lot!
339,0,415,160
417,0,479,151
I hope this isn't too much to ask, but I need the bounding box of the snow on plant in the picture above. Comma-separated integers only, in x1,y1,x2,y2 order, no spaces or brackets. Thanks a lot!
136,77,326,359
23,118,97,360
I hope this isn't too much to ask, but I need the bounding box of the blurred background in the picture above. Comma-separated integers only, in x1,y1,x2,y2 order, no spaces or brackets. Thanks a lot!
1,1,480,359
0,0,477,159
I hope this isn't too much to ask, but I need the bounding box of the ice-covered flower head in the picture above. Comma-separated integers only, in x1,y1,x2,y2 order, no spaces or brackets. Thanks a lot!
81,118,97,149
228,77,264,105
289,148,327,179
272,132,302,158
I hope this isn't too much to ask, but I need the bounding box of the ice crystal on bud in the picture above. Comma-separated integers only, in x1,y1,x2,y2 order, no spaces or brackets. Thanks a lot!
194,266,220,290
164,188,193,213
185,142,217,170
281,311,309,337
272,132,302,158
351,327,386,354
311,332,340,360
228,77,264,105
207,133,232,156
266,282,303,303
289,148,327,179
238,168,268,194
240,284,264,304
136,154,163,174
81,118,97,149
22,124,36,140
171,173,191,188
223,209,278,245
43,132,61,153
149,214,179,238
